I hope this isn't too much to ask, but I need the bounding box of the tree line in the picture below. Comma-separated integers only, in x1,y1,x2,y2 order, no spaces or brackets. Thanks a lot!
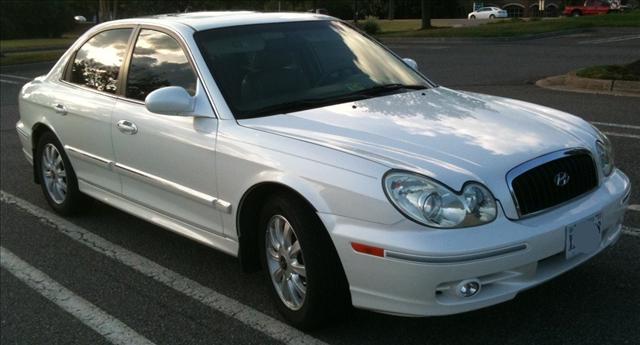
1,0,462,39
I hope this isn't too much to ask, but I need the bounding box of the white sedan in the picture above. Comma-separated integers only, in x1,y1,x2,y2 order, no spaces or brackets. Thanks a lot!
468,7,509,19
16,12,630,329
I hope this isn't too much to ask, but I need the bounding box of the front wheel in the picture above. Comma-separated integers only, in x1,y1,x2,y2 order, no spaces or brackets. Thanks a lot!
572,10,582,17
35,131,87,215
489,14,496,19
259,194,350,329
470,15,476,19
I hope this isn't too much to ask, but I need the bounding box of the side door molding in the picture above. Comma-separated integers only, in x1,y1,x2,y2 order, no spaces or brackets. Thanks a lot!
65,145,114,170
65,145,231,213
113,162,232,213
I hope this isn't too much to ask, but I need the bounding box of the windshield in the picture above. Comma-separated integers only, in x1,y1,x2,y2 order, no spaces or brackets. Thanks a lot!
195,20,430,119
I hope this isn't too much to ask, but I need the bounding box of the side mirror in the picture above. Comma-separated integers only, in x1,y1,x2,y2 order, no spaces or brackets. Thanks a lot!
145,86,194,116
403,58,418,70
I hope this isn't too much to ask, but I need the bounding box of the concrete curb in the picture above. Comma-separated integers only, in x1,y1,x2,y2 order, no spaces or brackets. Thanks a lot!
536,71,640,97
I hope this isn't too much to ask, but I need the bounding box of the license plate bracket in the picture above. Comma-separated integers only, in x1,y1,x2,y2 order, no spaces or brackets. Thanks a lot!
565,214,602,259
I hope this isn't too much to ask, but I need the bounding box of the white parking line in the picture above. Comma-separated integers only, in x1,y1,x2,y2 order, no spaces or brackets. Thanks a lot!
0,191,326,345
602,131,640,140
592,121,640,131
0,74,33,81
578,35,640,44
0,246,156,345
0,79,24,85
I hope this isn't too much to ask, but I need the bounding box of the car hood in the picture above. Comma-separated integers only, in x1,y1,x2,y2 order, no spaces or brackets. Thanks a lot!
239,87,597,218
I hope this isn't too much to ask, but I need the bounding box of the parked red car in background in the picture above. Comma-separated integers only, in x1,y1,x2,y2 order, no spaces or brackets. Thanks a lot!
563,0,618,16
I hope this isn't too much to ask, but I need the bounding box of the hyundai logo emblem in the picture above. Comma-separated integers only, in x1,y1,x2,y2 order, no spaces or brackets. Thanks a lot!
554,171,570,187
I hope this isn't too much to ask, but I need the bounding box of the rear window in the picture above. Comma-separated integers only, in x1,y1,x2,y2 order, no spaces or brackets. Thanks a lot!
68,29,132,94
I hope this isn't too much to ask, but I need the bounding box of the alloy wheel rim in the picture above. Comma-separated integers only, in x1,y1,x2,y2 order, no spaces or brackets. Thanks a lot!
41,144,67,204
265,215,307,311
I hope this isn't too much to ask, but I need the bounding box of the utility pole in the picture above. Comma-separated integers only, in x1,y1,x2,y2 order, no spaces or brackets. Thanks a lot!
389,0,395,20
97,0,118,22
354,0,358,24
421,0,431,29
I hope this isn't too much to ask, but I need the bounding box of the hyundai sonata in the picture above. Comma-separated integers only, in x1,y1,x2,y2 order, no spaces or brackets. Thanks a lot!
16,12,630,329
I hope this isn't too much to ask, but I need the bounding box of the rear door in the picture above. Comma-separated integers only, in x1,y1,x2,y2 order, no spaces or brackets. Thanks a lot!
52,28,133,193
110,27,224,234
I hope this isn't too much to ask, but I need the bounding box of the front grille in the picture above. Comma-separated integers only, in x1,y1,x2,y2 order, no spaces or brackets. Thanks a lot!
510,150,598,217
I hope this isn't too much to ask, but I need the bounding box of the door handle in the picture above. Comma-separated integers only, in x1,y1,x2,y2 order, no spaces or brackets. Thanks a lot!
116,120,138,135
53,103,67,115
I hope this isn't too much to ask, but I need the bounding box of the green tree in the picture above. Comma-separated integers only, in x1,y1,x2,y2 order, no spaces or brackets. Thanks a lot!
421,0,431,29
389,0,395,20
0,0,75,39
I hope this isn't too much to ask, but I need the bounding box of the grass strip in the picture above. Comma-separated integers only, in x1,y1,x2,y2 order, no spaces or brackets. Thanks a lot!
378,11,640,37
0,50,65,66
1,37,75,52
576,60,640,81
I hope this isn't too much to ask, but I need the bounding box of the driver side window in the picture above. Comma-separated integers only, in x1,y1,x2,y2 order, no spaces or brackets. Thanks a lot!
126,29,197,102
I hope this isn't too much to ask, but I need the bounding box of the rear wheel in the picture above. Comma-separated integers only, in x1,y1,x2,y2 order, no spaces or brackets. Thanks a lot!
36,131,87,215
489,14,496,19
572,10,582,17
470,15,476,19
259,194,350,329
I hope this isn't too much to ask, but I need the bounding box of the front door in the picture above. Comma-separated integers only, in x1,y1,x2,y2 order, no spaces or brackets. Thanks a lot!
111,28,223,234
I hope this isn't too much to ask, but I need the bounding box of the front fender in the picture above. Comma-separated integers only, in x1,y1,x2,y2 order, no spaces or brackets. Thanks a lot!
215,121,403,240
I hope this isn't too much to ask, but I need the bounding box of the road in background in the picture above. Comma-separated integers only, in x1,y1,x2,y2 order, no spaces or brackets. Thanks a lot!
1,28,639,345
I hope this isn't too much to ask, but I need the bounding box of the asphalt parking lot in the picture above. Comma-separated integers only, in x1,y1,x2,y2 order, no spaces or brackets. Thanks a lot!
1,27,639,345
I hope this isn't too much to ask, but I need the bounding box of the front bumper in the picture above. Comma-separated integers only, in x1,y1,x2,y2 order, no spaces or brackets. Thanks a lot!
321,169,630,316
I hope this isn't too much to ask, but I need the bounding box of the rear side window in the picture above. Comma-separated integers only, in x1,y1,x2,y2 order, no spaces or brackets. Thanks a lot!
126,29,196,101
69,29,132,94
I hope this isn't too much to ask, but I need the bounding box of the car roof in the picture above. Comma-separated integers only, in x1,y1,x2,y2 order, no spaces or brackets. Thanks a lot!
104,11,334,32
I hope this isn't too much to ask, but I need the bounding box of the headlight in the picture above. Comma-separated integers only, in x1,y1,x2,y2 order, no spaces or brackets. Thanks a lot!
596,139,614,176
591,125,614,176
383,171,497,228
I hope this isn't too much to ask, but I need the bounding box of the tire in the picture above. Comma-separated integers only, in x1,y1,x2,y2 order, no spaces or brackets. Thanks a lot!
259,193,350,329
489,14,496,19
35,131,87,215
572,10,581,17
470,15,476,19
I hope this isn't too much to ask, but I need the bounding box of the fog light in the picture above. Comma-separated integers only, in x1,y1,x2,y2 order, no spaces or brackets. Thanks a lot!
456,279,481,298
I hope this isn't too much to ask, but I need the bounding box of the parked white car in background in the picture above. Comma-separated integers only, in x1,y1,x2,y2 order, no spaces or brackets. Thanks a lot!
468,7,509,19
16,11,630,329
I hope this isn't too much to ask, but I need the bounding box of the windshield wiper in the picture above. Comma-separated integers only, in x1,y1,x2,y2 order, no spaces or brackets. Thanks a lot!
244,83,428,118
314,83,427,103
355,83,427,96
246,98,337,117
